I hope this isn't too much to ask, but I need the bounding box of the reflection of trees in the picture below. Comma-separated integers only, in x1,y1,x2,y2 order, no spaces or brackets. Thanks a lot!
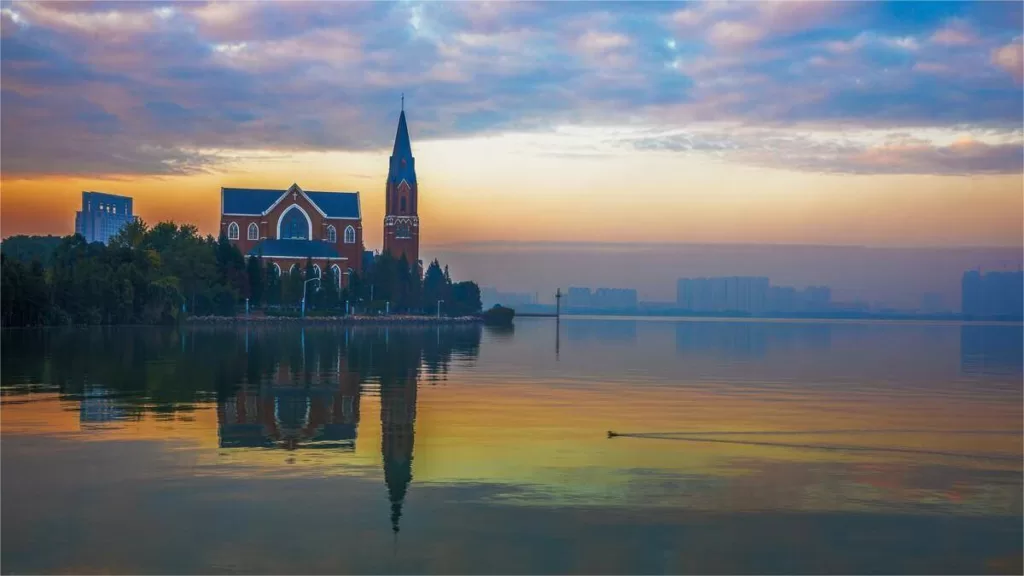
1,325,483,535
1,327,249,420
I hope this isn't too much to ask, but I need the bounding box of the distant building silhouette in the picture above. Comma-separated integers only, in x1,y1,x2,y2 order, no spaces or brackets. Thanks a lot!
75,191,136,244
676,276,831,314
961,270,1023,318
481,287,536,309
566,287,638,310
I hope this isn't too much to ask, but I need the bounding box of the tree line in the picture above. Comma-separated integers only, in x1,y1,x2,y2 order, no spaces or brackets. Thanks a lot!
1,220,482,327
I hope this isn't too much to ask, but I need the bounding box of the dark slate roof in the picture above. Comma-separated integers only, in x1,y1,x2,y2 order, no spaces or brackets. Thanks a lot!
248,239,342,259
222,188,283,215
388,111,417,186
222,187,360,218
305,191,360,218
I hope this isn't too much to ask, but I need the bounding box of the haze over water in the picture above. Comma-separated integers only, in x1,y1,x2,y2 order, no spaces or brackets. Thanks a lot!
2,318,1021,574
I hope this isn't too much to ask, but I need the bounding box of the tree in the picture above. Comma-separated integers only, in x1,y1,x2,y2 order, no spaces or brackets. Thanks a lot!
215,233,247,300
0,235,63,267
287,264,303,306
422,259,445,314
247,254,264,307
265,262,281,307
449,281,482,316
1,226,265,325
321,267,341,311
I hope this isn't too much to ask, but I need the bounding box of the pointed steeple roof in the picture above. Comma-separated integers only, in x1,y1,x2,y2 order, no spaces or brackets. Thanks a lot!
388,106,416,186
392,110,412,158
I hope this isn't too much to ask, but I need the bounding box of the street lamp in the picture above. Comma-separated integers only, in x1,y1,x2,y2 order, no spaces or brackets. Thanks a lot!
437,299,444,319
301,277,321,318
343,269,353,316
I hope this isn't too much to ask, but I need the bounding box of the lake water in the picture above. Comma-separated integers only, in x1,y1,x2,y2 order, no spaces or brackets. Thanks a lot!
2,318,1022,575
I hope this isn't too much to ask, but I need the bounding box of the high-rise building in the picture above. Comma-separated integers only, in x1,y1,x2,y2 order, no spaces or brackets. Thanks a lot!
592,288,638,309
962,270,1024,318
677,276,829,314
677,276,770,312
567,287,592,309
74,191,136,244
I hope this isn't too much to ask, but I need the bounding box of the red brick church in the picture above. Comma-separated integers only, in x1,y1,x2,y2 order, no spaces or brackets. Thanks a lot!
220,104,421,287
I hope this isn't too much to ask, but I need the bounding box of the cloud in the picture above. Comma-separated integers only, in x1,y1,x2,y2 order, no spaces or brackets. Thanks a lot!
576,31,631,54
625,128,1024,175
930,19,978,47
707,21,765,48
991,38,1023,83
0,0,1021,178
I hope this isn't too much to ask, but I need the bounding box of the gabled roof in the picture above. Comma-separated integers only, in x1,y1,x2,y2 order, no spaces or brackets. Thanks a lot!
306,191,360,219
222,188,282,215
222,186,360,219
248,239,343,259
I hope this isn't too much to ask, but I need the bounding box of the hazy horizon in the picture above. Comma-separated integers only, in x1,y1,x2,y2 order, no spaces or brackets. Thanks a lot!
2,1,1023,248
1,0,1022,311
422,242,1023,310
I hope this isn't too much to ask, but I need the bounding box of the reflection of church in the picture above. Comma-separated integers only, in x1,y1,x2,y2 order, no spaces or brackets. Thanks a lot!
217,344,362,450
215,326,481,535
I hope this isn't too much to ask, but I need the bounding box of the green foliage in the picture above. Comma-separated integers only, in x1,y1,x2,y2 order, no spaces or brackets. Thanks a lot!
1,227,485,325
349,254,481,316
0,235,63,267
1,222,248,327
247,253,264,306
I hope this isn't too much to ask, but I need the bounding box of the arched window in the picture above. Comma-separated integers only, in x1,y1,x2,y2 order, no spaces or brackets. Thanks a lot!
313,264,322,278
331,264,342,288
248,223,259,240
272,263,282,276
400,197,407,213
326,225,337,243
289,263,298,275
396,222,411,239
278,205,311,240
344,225,356,244
227,222,239,240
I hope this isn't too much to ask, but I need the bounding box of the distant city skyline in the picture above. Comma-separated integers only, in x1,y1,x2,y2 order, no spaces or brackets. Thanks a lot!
2,1,1022,248
434,242,1021,311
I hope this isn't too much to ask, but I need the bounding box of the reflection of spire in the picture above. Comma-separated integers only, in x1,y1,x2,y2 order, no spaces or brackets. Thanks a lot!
381,375,416,536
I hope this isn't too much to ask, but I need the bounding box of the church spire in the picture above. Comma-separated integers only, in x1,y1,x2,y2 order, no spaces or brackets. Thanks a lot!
388,106,415,185
392,108,413,159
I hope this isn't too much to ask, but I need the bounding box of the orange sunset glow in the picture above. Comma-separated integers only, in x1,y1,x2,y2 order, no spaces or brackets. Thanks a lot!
1,1,1022,249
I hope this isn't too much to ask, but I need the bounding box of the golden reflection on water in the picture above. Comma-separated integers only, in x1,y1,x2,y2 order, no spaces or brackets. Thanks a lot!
2,319,1020,519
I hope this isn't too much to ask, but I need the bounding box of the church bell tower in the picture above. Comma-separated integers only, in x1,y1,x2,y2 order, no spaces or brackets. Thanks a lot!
383,96,420,272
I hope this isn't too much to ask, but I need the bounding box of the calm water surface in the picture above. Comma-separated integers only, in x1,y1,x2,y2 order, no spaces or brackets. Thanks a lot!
2,318,1022,574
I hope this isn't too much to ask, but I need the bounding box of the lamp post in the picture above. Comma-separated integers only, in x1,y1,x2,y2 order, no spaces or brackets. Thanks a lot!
437,299,444,320
343,269,353,316
301,277,320,318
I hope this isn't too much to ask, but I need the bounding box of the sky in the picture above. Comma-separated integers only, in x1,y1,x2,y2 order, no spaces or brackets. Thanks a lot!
0,0,1022,305
1,0,1022,244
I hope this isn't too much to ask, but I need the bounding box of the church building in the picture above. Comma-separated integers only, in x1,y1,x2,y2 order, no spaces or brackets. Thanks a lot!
220,183,364,285
220,103,421,284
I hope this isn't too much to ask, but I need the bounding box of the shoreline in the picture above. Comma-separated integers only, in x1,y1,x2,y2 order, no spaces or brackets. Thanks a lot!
185,314,485,325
